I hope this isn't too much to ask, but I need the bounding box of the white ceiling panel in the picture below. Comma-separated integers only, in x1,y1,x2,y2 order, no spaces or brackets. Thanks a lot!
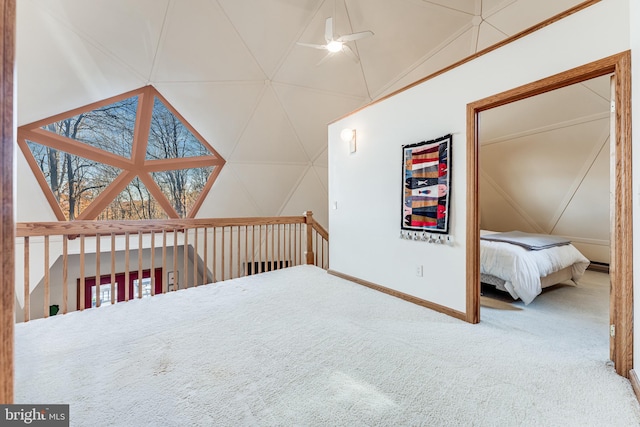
481,120,609,230
553,139,610,240
218,0,322,79
16,148,59,222
273,83,367,161
481,0,515,18
485,0,585,36
350,0,473,96
197,166,261,218
280,167,328,228
479,77,610,143
152,0,265,82
31,0,168,80
581,75,613,102
418,0,477,15
17,0,145,125
155,81,265,159
475,19,508,51
375,28,475,99
314,148,328,168
230,85,310,163
314,165,328,192
479,173,537,233
232,163,308,216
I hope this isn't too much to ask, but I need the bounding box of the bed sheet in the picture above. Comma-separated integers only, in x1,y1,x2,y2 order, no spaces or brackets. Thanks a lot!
480,234,590,304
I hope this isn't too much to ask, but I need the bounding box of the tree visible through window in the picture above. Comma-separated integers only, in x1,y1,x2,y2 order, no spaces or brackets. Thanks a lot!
18,86,225,220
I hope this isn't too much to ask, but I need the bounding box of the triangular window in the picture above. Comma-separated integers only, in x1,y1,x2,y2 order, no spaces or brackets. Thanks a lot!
17,86,225,221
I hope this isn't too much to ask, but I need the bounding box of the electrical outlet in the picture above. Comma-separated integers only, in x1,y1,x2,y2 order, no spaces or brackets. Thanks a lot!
167,271,175,285
416,265,423,277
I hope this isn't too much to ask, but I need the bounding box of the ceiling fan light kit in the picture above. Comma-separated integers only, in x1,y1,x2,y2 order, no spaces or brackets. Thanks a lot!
297,17,373,64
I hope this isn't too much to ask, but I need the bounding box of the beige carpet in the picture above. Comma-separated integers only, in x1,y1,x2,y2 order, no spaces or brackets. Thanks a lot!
14,266,640,426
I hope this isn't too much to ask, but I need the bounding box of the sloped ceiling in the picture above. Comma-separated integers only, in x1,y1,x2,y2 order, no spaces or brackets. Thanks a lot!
17,0,587,228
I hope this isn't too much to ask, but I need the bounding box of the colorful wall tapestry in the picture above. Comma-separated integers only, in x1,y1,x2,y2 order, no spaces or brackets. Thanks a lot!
401,134,451,236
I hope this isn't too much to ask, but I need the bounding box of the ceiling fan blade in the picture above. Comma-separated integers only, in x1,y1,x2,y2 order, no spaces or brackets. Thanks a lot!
316,52,334,66
296,42,328,50
325,17,334,43
341,44,360,63
337,31,374,43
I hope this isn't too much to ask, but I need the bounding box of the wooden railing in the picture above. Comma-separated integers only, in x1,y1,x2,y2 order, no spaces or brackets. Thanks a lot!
15,211,328,322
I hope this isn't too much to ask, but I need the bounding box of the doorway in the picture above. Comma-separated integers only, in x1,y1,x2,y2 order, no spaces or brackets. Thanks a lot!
465,51,632,377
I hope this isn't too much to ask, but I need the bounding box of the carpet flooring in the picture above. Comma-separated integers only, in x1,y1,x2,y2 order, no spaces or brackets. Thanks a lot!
14,266,640,426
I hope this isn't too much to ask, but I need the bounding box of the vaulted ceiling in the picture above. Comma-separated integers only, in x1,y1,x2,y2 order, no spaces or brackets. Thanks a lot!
17,0,586,227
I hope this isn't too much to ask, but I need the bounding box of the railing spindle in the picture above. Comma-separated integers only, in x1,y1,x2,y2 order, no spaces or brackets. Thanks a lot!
173,229,178,290
213,227,217,283
288,224,292,267
110,234,116,305
23,236,29,322
229,226,233,279
258,225,263,273
203,227,208,284
194,228,198,287
151,231,156,296
237,226,241,278
183,229,189,288
43,236,50,318
244,226,248,277
63,235,68,314
162,230,167,294
138,231,143,299
124,233,130,301
80,235,86,309
96,234,101,308
221,226,225,281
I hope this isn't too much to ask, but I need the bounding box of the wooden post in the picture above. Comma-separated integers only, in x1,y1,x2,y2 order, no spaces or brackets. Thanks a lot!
0,0,15,404
304,211,315,265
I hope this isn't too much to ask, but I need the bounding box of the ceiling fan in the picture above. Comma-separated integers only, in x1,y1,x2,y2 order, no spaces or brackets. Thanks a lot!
297,17,373,65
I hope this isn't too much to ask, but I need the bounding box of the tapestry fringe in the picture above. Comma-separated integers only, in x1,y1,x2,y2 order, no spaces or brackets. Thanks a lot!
400,230,453,244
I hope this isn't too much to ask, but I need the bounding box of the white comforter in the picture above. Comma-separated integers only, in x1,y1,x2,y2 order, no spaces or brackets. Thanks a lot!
480,238,590,305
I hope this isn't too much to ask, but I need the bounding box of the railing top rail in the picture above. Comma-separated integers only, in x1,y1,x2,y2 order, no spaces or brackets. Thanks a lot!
16,216,308,237
311,222,329,241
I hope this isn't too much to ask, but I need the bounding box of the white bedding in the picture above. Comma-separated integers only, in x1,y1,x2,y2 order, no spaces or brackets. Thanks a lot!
480,232,590,304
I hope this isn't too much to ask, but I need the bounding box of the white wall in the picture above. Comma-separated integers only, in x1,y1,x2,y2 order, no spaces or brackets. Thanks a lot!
329,0,631,314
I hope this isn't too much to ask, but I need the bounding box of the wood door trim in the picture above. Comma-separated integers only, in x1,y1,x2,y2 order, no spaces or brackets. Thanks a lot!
466,51,633,377
0,0,15,404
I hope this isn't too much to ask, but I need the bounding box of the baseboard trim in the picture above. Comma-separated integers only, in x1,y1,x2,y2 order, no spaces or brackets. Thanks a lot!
327,269,467,322
587,262,610,273
629,369,640,403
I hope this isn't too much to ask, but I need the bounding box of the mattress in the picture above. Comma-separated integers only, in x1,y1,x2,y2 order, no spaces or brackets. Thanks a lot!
480,230,590,304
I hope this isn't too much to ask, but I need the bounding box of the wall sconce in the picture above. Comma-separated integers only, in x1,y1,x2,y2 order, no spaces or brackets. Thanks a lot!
340,128,356,153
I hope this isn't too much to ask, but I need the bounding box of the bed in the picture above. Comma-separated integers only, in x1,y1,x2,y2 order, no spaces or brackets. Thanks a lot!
480,230,590,304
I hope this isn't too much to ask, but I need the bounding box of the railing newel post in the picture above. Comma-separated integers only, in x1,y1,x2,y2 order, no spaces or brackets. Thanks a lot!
303,211,315,265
